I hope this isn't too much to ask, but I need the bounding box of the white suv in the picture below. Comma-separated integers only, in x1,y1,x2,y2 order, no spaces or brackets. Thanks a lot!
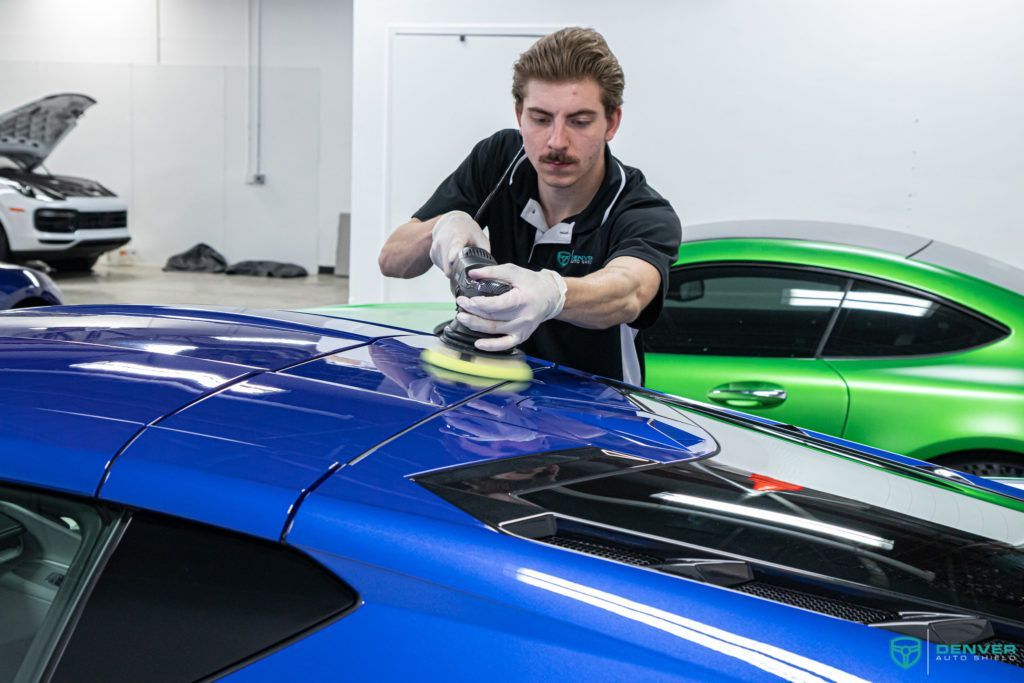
0,93,129,271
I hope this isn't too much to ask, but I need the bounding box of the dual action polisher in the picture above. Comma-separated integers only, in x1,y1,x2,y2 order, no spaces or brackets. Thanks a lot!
419,246,533,382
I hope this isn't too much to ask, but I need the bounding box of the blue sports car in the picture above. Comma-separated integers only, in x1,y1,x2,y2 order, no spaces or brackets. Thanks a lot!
0,262,61,309
0,304,1020,681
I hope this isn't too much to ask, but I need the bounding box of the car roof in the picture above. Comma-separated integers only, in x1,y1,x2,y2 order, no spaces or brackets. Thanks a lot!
685,220,1024,297
0,305,716,540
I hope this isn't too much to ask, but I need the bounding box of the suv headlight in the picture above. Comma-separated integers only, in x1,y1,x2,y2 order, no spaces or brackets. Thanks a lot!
0,178,54,202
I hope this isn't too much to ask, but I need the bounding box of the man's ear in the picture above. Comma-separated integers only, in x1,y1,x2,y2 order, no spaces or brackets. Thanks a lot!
605,107,622,142
515,103,523,128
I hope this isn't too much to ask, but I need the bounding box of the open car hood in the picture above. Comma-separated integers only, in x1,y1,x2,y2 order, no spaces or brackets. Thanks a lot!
0,93,96,170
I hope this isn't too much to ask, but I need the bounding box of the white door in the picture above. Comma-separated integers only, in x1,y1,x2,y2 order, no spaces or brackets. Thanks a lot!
384,31,541,303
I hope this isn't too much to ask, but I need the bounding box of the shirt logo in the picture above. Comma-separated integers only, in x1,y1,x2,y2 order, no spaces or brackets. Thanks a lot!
556,250,593,268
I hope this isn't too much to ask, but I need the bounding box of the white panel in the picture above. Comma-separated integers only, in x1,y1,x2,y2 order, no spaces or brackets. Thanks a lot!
222,66,321,272
130,64,227,265
382,31,539,303
312,0,354,266
0,0,156,64
159,0,247,66
259,0,354,266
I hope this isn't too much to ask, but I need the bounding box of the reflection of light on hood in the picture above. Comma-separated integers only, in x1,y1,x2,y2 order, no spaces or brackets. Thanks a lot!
653,492,893,550
142,344,197,355
70,360,286,395
786,289,934,317
212,336,316,345
0,315,139,330
71,361,230,389
516,568,866,683
227,382,285,396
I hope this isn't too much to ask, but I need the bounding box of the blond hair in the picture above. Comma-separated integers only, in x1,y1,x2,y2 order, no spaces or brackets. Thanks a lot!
512,27,624,116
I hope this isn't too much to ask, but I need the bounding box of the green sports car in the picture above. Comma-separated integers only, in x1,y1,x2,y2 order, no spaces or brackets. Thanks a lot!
313,220,1024,477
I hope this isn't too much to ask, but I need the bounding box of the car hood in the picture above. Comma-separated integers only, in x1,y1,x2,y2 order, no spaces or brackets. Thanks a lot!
0,93,96,171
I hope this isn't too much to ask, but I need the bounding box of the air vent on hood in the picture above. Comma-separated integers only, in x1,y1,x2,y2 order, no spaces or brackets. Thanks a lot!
504,512,1012,627
541,534,662,567
420,449,1024,661
736,581,897,624
978,639,1024,668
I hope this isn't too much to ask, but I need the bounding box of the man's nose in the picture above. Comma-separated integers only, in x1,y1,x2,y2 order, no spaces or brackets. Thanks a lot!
547,119,569,150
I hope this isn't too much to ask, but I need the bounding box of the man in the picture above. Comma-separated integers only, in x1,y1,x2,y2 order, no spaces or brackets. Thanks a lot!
378,27,681,383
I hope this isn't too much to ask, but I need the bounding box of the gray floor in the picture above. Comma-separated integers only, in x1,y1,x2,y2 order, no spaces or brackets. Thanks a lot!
55,263,349,310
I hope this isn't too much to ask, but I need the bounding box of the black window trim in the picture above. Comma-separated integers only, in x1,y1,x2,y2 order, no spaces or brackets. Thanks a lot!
37,512,129,683
198,579,360,682
0,480,128,683
667,261,1011,361
38,506,362,683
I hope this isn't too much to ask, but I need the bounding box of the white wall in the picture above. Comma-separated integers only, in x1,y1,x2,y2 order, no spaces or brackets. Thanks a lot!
351,0,1024,303
0,0,352,270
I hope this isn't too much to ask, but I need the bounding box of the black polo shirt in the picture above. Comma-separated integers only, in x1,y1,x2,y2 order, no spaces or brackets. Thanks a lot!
413,129,681,383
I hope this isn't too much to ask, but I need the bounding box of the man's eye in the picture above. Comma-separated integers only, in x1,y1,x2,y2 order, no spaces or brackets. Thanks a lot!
532,117,550,125
571,118,592,127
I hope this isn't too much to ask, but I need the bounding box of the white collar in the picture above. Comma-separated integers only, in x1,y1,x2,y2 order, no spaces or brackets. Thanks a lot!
521,198,574,246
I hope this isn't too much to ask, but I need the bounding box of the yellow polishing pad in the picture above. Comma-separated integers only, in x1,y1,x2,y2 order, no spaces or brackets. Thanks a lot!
420,344,533,383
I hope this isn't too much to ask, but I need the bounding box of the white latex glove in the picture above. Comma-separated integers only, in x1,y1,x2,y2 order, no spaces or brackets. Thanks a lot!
429,211,490,276
455,263,567,352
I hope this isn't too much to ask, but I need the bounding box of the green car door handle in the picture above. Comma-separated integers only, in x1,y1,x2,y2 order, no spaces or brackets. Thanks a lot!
707,382,787,409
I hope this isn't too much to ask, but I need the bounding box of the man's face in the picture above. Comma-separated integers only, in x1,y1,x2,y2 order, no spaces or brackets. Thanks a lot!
516,78,622,191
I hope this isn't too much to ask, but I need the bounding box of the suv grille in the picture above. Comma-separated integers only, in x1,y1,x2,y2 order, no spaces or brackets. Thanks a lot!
35,209,127,233
78,211,127,230
35,209,76,233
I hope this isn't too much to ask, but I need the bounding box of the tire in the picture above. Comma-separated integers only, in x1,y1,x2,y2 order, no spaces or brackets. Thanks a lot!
52,256,99,272
0,221,11,263
934,451,1024,479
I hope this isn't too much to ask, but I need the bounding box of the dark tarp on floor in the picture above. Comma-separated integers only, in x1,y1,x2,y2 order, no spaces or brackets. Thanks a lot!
226,261,308,278
163,243,228,273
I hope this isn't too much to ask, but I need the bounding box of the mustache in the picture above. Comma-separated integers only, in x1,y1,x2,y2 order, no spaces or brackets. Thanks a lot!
540,152,578,164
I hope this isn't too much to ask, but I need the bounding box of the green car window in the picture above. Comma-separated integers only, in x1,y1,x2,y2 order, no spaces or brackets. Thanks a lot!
646,265,849,357
823,281,1007,357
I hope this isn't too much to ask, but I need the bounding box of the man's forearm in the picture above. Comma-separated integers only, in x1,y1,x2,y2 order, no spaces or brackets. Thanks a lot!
378,217,439,278
556,256,661,329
